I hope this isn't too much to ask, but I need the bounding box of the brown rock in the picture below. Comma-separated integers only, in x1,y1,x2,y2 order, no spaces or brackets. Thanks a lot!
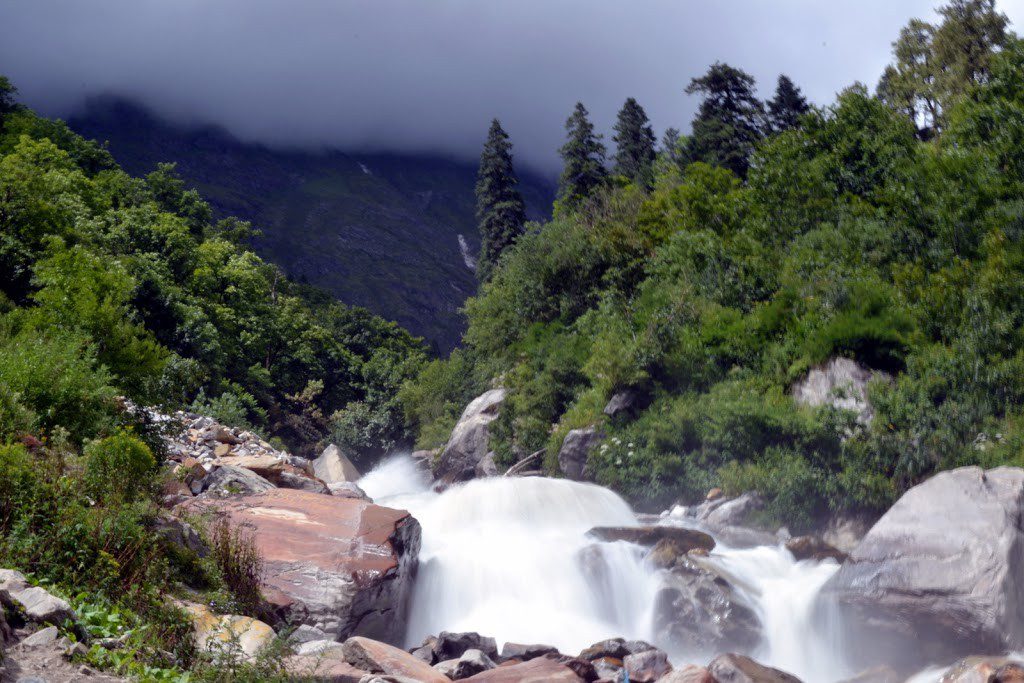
314,445,362,484
342,636,449,683
579,638,630,661
587,526,715,552
995,663,1024,683
660,665,715,683
499,643,559,662
784,536,848,563
214,443,233,458
624,649,671,683
707,654,802,683
462,655,584,682
217,455,328,493
178,489,420,642
941,657,1024,683
287,647,367,682
706,487,724,501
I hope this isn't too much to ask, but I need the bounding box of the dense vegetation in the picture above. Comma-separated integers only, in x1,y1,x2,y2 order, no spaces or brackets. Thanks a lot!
405,0,1024,529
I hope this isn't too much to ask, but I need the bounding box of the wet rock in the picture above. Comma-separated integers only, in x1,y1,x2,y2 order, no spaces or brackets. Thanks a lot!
461,655,585,681
654,557,761,657
315,444,362,484
659,665,716,683
0,569,76,627
499,642,559,662
821,516,870,556
410,635,438,664
434,658,460,678
587,526,715,552
178,489,420,643
558,426,603,481
822,466,1024,669
329,481,372,500
938,657,1023,683
475,452,499,478
603,390,638,419
623,649,670,682
199,464,276,497
182,602,275,662
784,536,847,563
453,649,497,679
551,654,598,682
286,644,368,682
701,492,764,529
836,666,900,683
707,654,802,683
433,631,499,662
342,636,450,683
792,356,889,426
592,656,625,681
579,638,631,661
289,623,328,645
433,389,506,483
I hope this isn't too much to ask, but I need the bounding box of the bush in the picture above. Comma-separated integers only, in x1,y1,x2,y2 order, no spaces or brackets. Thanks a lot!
209,518,264,617
84,430,157,504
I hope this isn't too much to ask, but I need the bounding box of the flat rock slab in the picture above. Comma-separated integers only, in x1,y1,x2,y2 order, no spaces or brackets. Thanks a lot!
178,489,420,642
462,656,584,682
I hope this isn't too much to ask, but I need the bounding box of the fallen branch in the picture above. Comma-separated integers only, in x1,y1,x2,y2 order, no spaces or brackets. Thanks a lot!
504,449,544,477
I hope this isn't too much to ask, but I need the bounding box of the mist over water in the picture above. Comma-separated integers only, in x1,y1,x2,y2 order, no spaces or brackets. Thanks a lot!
359,455,854,680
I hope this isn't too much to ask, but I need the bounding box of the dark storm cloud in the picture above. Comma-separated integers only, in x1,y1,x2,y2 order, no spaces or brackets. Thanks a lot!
1,1,1022,173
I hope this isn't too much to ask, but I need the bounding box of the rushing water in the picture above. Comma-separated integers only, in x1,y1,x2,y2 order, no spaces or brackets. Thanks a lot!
359,455,847,681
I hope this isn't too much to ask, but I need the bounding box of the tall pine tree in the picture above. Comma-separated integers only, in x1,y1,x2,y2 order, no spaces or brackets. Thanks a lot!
475,119,526,282
612,97,656,185
767,75,810,132
685,62,764,178
558,102,607,211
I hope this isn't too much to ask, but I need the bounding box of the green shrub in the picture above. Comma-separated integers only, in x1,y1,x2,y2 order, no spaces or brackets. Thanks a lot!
84,430,157,504
209,518,264,617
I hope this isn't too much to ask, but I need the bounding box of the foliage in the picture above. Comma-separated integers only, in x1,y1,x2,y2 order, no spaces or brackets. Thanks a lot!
685,62,765,177
557,102,608,212
84,430,157,504
612,97,657,186
475,119,527,282
209,518,264,617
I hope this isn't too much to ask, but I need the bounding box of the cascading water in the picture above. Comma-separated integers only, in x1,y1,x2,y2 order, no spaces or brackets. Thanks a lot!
359,455,847,681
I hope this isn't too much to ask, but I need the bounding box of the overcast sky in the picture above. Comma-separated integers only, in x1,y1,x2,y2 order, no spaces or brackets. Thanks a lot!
1,1,1022,174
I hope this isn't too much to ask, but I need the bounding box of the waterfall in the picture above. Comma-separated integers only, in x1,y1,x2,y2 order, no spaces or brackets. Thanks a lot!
359,455,845,680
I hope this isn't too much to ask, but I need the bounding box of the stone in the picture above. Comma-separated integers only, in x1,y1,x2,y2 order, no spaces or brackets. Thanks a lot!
792,356,888,426
217,455,329,494
202,425,242,444
558,427,603,481
653,556,761,654
329,481,372,500
214,443,233,458
199,465,276,497
342,636,450,683
315,445,362,484
433,631,499,662
499,643,559,662
434,658,461,678
706,487,724,501
701,492,763,529
658,665,715,683
821,466,1024,669
289,623,329,645
623,649,671,683
178,488,420,643
296,639,342,655
836,666,900,683
20,626,60,648
433,389,506,483
586,526,715,552
409,635,438,664
603,390,638,419
286,644,368,682
707,654,802,683
475,452,499,478
579,638,630,661
453,649,497,679
784,536,847,563
821,516,870,556
461,655,585,681
552,655,598,681
0,570,76,627
182,602,275,662
153,513,209,557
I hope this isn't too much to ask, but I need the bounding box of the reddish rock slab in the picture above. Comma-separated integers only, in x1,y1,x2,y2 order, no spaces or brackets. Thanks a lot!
178,488,420,643
342,636,450,683
462,656,585,682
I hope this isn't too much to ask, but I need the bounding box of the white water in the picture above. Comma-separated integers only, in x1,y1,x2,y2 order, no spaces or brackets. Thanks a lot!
359,455,846,680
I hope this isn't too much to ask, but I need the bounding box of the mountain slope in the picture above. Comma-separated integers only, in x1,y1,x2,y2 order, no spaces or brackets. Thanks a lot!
67,97,555,351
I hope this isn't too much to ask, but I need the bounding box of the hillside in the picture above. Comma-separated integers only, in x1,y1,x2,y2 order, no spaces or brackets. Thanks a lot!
66,97,555,351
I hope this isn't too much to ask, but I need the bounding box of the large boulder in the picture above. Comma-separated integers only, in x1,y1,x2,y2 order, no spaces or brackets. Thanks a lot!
314,444,362,485
0,569,76,628
821,466,1024,669
461,655,584,681
432,631,498,662
434,389,506,483
586,526,715,552
178,488,420,643
182,602,275,662
652,555,762,655
623,648,671,683
557,426,602,481
792,356,888,426
199,464,276,497
342,636,449,683
218,454,330,494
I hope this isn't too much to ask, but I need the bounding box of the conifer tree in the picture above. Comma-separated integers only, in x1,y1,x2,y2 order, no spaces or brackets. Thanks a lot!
685,62,764,178
0,76,18,130
558,102,607,210
612,97,656,185
767,75,810,132
475,119,526,282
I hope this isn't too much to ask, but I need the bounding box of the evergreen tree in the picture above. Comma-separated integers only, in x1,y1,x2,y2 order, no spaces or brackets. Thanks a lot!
475,119,526,281
0,76,18,130
661,127,682,163
685,62,765,178
558,102,607,210
767,75,810,132
612,97,656,185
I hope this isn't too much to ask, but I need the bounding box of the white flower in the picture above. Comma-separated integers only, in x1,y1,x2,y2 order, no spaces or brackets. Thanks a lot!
615,458,623,465
628,450,635,457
